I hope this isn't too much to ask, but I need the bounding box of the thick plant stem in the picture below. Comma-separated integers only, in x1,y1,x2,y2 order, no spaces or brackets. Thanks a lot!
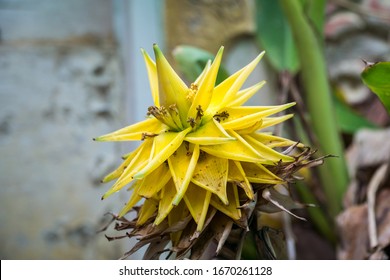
280,0,349,218
295,182,337,243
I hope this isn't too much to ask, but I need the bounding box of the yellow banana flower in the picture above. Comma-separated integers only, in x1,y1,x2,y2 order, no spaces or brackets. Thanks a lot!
95,44,302,250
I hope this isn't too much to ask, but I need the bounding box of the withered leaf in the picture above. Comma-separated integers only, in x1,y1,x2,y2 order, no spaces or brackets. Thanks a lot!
258,186,314,221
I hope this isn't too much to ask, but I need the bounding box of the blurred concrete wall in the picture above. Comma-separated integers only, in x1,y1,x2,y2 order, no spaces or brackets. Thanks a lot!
0,0,276,259
0,0,164,259
164,0,277,106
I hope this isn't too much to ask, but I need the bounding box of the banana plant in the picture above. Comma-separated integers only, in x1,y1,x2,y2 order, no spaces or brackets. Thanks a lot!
361,61,390,114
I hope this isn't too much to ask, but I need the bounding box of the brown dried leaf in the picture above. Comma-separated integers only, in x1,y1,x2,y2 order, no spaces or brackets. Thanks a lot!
143,239,171,260
216,219,234,255
190,232,217,260
121,236,170,260
346,128,390,177
255,227,287,260
337,187,390,259
161,214,193,235
374,188,390,258
258,186,313,221
336,204,369,259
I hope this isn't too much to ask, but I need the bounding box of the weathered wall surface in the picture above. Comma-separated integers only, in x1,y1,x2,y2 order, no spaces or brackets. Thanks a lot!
164,0,277,106
0,0,131,259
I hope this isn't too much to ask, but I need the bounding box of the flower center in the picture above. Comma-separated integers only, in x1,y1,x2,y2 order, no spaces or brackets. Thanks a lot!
147,105,184,131
186,83,198,102
147,82,210,133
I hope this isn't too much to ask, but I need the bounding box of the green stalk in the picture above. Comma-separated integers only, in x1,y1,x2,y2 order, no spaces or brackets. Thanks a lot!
295,182,337,243
280,0,349,218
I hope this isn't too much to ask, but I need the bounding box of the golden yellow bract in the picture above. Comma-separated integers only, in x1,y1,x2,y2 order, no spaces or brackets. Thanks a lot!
94,44,299,232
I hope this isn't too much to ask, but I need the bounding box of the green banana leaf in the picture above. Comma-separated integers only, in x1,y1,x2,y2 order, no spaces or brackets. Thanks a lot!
361,61,390,114
172,45,229,85
299,0,326,41
255,0,299,72
335,97,377,134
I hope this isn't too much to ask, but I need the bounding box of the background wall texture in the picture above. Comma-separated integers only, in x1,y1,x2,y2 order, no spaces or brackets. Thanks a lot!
0,0,132,259
0,0,271,259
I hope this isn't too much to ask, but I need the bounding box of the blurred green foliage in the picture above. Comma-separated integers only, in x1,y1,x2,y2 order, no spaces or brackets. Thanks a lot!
361,62,390,114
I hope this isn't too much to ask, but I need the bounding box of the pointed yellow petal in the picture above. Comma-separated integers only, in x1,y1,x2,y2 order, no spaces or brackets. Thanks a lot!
194,60,211,86
168,143,200,205
221,51,265,108
227,80,266,107
242,134,294,162
221,111,265,131
137,163,171,198
261,114,294,130
133,127,191,179
183,183,211,230
200,139,264,163
187,47,224,120
250,133,303,148
235,120,263,135
184,118,235,145
228,161,254,200
205,64,247,116
210,183,241,221
197,191,212,231
102,141,152,199
241,162,283,184
101,143,144,183
191,153,229,205
142,49,159,106
220,102,295,130
94,117,166,141
154,44,190,124
136,197,159,225
226,130,278,165
118,180,144,217
154,179,177,225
